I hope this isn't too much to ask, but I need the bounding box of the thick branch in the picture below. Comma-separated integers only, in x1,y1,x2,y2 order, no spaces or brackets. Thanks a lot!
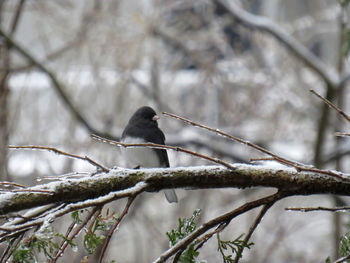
1,164,350,215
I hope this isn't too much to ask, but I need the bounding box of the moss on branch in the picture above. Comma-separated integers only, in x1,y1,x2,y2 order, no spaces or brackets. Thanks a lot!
0,164,349,215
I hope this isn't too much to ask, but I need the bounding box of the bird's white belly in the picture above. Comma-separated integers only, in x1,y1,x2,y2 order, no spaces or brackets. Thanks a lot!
121,137,161,168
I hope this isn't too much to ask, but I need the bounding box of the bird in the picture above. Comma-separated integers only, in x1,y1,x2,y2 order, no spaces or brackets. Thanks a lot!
121,106,178,203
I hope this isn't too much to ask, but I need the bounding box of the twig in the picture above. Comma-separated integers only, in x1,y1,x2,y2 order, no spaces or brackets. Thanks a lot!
250,157,275,162
333,254,350,263
90,134,235,169
154,191,286,263
0,232,25,263
233,204,272,263
335,132,350,137
285,206,350,212
2,189,55,194
52,206,102,263
9,0,26,34
194,222,228,252
310,89,350,123
8,145,109,172
98,196,136,263
163,112,350,181
0,181,26,188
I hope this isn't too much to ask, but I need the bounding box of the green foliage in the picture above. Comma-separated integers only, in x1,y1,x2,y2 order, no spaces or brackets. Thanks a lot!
10,230,76,263
83,218,107,254
71,210,83,224
339,0,350,7
10,210,117,261
166,209,204,263
12,245,34,263
217,233,254,263
167,209,201,245
340,232,350,257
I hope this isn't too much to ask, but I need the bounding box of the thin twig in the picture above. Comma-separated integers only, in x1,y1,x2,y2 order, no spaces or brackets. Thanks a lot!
8,145,109,172
90,134,234,169
285,206,350,212
335,132,350,137
250,157,275,162
52,206,102,263
233,204,272,263
1,189,55,194
333,254,350,263
162,112,350,181
310,89,350,123
0,232,25,263
194,222,228,252
0,181,26,188
98,196,136,263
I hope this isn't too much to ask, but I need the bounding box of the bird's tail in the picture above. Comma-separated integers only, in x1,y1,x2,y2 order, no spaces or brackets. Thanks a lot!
164,189,178,203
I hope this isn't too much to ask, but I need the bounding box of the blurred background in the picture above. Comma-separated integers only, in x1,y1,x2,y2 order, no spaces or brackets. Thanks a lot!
0,0,349,262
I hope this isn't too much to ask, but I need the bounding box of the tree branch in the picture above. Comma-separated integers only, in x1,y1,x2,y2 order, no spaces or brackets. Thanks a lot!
154,191,285,262
1,164,350,217
213,0,339,88
0,28,111,139
233,203,272,263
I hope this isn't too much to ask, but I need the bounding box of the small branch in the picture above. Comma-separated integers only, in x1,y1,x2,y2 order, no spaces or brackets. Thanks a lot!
0,182,147,237
285,206,350,212
333,254,350,263
90,134,234,169
0,181,26,188
233,204,272,263
194,223,228,252
98,196,136,263
8,145,109,172
163,112,350,181
0,28,113,139
9,0,26,34
310,89,350,123
335,132,350,137
154,191,286,263
2,189,55,194
52,206,102,263
0,232,24,263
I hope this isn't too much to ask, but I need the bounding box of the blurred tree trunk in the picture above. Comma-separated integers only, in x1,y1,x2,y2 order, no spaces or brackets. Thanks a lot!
0,2,10,181
0,0,25,181
0,46,9,181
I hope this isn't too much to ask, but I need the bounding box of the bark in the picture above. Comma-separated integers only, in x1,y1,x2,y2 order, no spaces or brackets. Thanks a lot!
1,164,350,215
0,34,10,181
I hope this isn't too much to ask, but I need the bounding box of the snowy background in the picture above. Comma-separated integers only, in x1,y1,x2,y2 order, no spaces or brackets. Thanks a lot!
1,0,350,262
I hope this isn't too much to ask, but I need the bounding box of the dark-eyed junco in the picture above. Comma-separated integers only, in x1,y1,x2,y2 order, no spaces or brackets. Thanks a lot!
121,106,178,203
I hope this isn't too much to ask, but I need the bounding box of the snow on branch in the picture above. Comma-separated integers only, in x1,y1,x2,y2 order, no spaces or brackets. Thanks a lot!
1,164,350,217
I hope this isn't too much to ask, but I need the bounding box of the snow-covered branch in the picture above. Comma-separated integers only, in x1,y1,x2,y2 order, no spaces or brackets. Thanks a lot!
1,164,350,216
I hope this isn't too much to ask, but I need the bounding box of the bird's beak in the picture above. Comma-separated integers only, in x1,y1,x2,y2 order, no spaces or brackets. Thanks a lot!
152,115,160,121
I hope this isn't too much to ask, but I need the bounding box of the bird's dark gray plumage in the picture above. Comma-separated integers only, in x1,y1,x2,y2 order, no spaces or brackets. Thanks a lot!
121,106,178,203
